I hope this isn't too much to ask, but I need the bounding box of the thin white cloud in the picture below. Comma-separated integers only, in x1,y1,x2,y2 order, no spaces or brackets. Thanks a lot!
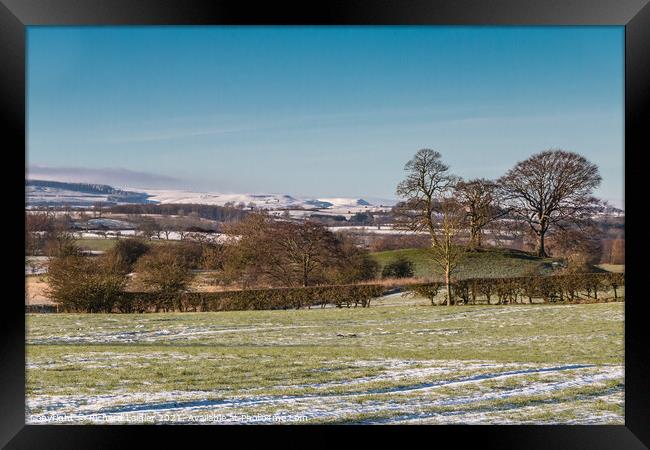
97,106,502,144
103,127,250,143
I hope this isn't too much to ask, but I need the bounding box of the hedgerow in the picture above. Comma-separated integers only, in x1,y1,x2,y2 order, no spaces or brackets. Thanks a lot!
48,272,624,313
92,284,386,313
406,272,624,305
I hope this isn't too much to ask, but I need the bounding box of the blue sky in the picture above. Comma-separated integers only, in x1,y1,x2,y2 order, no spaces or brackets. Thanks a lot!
27,26,624,207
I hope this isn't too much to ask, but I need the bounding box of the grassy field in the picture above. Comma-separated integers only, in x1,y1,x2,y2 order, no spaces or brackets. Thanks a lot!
76,239,558,278
371,247,561,279
74,238,181,252
26,300,623,424
74,238,119,252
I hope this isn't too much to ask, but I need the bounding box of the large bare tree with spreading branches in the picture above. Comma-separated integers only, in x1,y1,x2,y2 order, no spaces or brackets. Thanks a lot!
498,149,602,257
268,220,342,287
225,213,372,288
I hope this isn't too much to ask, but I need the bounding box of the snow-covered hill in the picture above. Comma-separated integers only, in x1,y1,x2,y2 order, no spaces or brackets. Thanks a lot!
26,180,152,207
143,189,393,212
26,179,396,212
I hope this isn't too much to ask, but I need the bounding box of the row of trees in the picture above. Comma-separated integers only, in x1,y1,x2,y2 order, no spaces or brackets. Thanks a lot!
108,203,249,222
26,213,69,256
394,148,606,305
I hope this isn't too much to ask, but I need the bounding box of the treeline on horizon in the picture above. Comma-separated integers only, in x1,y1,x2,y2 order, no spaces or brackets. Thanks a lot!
109,203,250,222
27,179,140,197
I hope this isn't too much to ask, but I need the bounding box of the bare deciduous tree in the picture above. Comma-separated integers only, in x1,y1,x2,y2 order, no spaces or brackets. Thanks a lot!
394,149,465,305
224,213,373,288
271,221,342,287
43,229,79,258
159,219,174,240
428,196,467,305
394,149,457,235
548,225,603,269
455,178,506,249
26,212,54,256
498,149,602,257
137,217,159,240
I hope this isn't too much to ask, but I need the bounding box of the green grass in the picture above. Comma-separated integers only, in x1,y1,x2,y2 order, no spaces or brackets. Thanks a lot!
27,303,623,364
74,238,179,252
26,302,623,424
74,238,119,252
371,247,561,279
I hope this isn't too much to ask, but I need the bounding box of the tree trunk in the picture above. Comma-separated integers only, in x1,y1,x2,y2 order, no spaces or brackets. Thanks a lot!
535,232,547,257
468,225,481,251
445,267,452,306
468,229,476,250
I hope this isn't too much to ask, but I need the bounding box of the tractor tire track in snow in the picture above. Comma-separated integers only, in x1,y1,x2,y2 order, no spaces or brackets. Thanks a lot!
28,363,621,423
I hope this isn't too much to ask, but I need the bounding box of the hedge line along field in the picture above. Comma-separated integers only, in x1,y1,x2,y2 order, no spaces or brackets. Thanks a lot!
26,301,624,425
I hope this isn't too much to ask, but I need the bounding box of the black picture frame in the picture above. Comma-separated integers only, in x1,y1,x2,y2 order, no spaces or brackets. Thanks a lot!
2,0,648,448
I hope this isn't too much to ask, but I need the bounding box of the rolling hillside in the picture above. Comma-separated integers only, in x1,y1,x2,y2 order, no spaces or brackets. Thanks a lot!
371,247,563,280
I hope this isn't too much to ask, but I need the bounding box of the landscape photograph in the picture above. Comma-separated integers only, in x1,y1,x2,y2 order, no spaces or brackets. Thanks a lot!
25,26,624,425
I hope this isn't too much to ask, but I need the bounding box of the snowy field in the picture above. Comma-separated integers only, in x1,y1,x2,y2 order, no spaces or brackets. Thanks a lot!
69,230,229,243
26,302,623,425
329,225,427,235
